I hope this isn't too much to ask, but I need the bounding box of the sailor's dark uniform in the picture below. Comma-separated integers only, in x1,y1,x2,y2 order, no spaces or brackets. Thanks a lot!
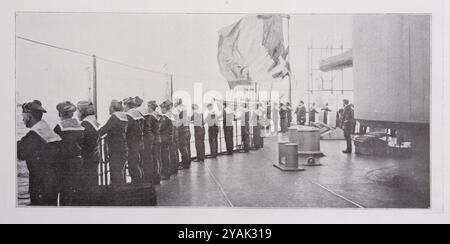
192,111,206,162
54,118,85,206
17,120,61,206
100,112,128,184
170,112,180,174
143,112,161,184
240,109,251,153
126,109,145,183
223,108,235,155
177,109,191,169
309,107,318,123
295,106,306,125
250,110,261,150
280,107,288,133
159,113,173,179
341,104,356,153
80,115,101,188
287,106,293,126
206,110,219,158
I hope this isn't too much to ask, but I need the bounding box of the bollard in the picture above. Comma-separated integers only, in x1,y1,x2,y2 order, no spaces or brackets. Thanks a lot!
273,143,305,172
297,127,325,157
278,141,290,164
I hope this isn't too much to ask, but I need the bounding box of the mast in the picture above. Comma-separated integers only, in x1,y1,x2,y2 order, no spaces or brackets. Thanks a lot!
92,55,98,119
287,15,292,105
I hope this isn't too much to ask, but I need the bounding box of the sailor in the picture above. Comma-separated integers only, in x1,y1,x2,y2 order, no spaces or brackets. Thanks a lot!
279,103,288,133
251,103,261,150
265,102,272,133
100,100,128,185
192,104,206,162
239,103,251,153
205,103,219,158
168,101,179,175
142,101,161,185
295,101,307,126
134,96,146,172
17,100,61,206
123,97,145,184
286,102,293,127
175,99,191,170
257,103,265,148
341,99,356,154
158,100,174,180
223,102,235,155
309,103,319,124
54,101,85,206
271,102,280,135
77,101,101,188
321,103,332,125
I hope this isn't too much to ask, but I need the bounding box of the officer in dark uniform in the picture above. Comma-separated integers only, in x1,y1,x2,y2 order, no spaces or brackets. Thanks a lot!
100,100,128,185
223,102,235,155
279,103,288,133
142,101,161,185
124,97,145,184
77,101,101,188
295,101,307,126
192,104,205,162
134,96,146,173
205,103,219,158
341,99,356,154
54,101,85,206
176,100,191,170
159,100,174,180
250,104,261,150
240,103,251,153
321,103,332,125
286,102,293,127
168,101,179,175
18,100,61,206
309,103,319,124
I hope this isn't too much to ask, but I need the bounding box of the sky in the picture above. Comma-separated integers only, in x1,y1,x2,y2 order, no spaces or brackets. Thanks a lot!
16,13,352,124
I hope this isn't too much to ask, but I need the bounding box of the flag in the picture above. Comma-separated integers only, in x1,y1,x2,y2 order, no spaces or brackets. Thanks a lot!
218,14,290,89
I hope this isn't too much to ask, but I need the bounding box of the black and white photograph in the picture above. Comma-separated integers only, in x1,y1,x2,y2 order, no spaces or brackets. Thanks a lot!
1,0,450,225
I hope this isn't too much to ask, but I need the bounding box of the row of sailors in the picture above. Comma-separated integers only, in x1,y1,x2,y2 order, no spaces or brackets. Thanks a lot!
17,98,265,206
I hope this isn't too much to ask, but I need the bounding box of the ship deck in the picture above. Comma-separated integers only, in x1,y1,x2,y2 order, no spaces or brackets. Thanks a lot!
157,135,430,209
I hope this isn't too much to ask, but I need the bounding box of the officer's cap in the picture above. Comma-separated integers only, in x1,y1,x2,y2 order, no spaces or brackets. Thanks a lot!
22,100,47,114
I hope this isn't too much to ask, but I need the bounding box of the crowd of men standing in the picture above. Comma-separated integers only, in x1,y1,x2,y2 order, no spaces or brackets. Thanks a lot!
17,97,267,206
17,94,355,206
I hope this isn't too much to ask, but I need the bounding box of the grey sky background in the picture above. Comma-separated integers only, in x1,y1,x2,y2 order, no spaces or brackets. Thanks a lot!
16,13,352,124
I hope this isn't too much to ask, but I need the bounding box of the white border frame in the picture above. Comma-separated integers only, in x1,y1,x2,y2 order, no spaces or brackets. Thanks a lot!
0,0,448,224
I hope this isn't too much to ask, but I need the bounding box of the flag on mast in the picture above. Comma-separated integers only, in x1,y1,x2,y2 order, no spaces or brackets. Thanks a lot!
218,14,290,89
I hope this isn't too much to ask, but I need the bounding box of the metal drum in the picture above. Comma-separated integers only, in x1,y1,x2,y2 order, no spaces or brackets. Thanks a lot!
278,141,290,164
285,143,300,168
273,143,305,172
297,127,324,156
